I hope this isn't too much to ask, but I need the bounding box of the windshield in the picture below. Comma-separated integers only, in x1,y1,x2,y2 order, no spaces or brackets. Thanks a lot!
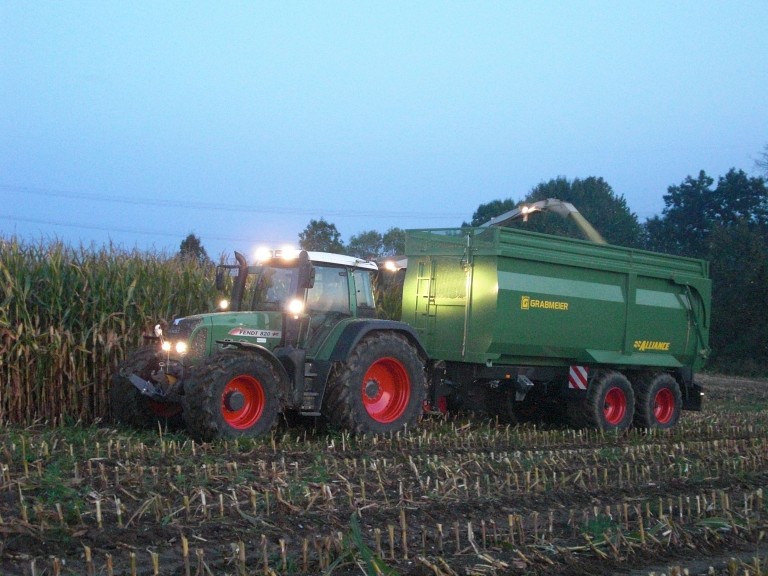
231,261,353,314
237,265,297,312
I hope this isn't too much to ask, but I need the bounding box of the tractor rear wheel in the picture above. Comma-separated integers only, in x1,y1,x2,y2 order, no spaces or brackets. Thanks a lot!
570,371,634,431
633,373,681,429
323,332,426,434
182,352,280,441
110,346,183,429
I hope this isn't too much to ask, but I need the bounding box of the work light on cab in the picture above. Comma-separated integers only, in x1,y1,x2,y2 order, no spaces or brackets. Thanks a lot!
254,247,272,262
278,246,299,260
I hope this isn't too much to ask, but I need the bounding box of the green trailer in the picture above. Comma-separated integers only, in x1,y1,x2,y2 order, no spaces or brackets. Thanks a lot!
400,226,711,429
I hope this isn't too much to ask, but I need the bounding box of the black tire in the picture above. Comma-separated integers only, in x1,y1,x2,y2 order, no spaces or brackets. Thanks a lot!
182,352,281,442
110,346,183,429
570,371,635,431
633,372,682,429
322,332,426,434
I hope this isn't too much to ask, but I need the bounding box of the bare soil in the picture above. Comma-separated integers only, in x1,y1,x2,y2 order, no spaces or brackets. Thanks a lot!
3,373,768,575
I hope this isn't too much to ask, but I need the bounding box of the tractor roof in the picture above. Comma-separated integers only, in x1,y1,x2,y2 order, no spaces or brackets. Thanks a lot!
307,252,378,271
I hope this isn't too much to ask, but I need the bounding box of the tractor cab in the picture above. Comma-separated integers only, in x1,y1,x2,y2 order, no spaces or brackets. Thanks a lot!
215,249,378,349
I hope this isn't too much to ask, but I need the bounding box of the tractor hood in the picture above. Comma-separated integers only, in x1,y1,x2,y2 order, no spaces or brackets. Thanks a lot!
208,311,285,350
164,311,285,363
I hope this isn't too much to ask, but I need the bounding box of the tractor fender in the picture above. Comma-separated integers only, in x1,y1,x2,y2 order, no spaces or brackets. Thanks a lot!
325,319,428,363
213,340,293,405
299,320,429,415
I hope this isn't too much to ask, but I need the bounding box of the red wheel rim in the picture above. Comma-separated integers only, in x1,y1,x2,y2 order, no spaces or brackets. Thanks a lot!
221,375,265,429
361,357,411,424
148,400,182,418
603,386,627,426
653,387,675,424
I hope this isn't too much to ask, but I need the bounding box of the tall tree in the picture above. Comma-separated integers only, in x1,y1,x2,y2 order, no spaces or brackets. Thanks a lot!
347,230,382,259
708,221,768,372
463,199,516,227
298,218,345,252
644,169,768,258
645,168,768,374
644,171,716,258
345,227,406,259
381,227,405,256
178,232,211,265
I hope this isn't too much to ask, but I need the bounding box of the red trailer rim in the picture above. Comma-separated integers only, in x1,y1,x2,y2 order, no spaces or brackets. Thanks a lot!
361,357,411,424
603,386,627,425
653,387,675,424
221,375,265,429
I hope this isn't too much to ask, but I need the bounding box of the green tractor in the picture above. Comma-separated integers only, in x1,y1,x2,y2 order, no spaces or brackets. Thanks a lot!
110,249,427,440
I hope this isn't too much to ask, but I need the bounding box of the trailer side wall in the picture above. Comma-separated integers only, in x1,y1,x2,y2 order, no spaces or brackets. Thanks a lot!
402,227,710,372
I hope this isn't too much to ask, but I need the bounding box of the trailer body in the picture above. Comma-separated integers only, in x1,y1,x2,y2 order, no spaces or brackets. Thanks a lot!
400,226,710,426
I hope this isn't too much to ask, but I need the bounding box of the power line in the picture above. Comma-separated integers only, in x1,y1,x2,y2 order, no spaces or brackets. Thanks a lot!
1,184,467,221
0,213,264,244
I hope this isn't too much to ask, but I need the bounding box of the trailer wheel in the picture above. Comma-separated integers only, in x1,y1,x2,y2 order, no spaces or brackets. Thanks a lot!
182,352,280,441
323,332,426,434
572,372,634,431
633,373,681,429
110,346,183,429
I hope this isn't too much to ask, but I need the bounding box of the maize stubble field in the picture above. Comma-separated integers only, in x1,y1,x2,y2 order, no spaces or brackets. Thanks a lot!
2,374,768,576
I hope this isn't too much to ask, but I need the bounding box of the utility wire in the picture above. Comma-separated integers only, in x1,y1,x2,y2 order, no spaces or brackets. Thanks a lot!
1,184,466,221
0,214,277,244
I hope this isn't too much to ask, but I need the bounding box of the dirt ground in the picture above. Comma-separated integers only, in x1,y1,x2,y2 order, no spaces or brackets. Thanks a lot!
2,373,768,575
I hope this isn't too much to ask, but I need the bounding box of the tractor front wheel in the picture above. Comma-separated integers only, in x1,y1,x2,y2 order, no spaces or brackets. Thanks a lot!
110,346,183,429
323,332,426,434
182,352,281,441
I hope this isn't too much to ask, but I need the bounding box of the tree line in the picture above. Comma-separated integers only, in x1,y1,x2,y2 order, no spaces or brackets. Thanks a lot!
292,147,768,375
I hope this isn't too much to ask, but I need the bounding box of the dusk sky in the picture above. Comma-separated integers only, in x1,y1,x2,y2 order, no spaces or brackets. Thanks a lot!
2,2,767,258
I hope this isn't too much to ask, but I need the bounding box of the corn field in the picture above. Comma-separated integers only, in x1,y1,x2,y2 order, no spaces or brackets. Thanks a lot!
0,237,216,426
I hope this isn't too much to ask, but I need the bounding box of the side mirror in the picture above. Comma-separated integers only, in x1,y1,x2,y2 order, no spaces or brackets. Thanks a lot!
297,251,315,289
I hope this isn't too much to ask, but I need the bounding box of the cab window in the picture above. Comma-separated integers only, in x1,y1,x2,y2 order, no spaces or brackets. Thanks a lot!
307,265,349,313
353,270,376,316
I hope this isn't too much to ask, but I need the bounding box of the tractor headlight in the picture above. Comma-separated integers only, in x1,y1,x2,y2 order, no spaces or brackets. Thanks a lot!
161,340,188,355
218,298,230,311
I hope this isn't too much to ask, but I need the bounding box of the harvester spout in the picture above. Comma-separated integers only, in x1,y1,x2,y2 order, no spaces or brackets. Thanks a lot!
481,198,607,244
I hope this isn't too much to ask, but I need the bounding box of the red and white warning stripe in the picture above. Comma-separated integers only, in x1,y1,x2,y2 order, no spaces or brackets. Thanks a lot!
568,365,588,390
